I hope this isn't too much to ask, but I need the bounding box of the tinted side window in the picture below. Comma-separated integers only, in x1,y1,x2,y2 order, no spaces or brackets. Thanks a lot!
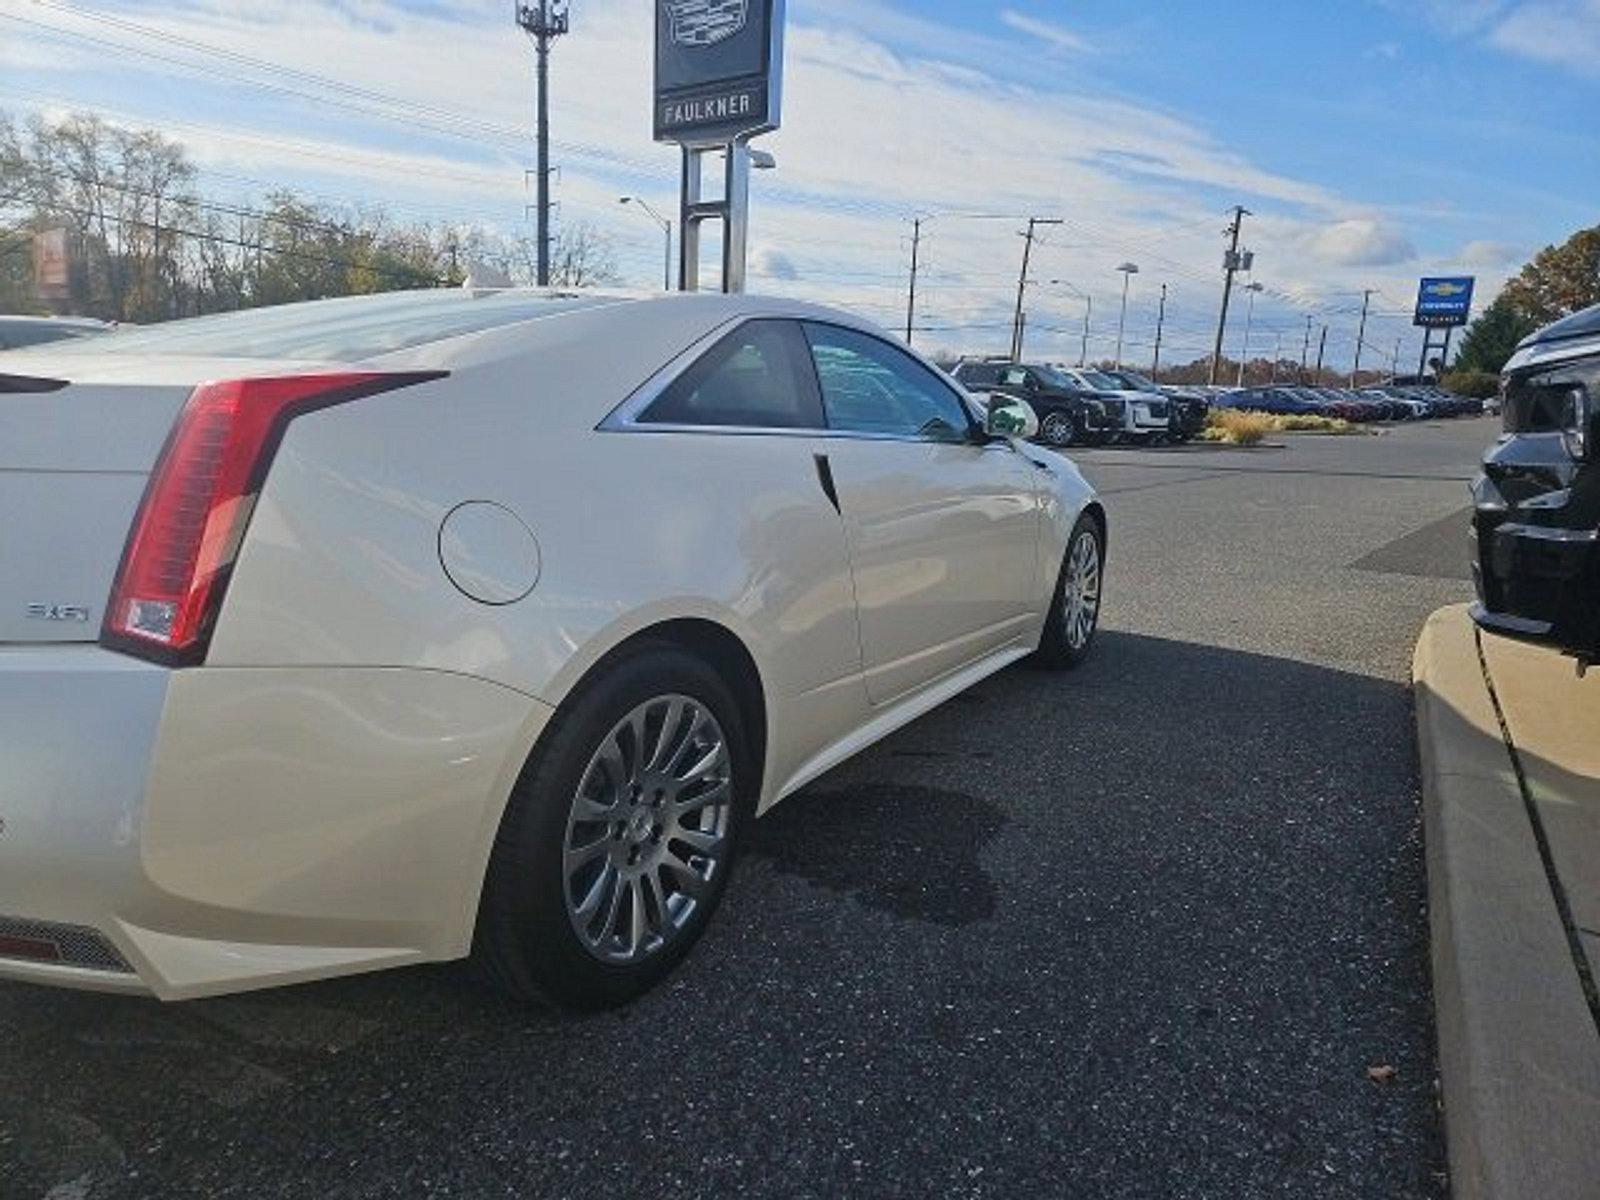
1000,367,1029,387
958,362,1000,386
640,320,822,429
803,323,973,442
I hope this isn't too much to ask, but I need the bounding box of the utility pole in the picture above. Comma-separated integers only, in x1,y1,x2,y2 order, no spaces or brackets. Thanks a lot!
1270,332,1282,383
1011,216,1062,361
1299,315,1313,383
1208,205,1251,385
1079,296,1092,367
516,1,569,286
905,216,922,345
1151,283,1167,381
1391,336,1402,382
1314,324,1328,381
1351,288,1372,387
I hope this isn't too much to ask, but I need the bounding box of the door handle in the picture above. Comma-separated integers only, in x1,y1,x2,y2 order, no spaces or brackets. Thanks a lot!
814,453,841,513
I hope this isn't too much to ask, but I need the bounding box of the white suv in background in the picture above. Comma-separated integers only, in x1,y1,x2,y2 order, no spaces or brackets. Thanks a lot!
1060,367,1171,444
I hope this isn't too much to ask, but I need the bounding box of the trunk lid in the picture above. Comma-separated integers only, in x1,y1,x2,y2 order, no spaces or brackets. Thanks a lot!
0,354,322,644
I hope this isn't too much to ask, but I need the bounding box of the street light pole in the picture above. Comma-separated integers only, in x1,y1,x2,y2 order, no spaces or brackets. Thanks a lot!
1113,261,1139,368
1236,281,1263,388
1314,324,1328,381
618,197,672,291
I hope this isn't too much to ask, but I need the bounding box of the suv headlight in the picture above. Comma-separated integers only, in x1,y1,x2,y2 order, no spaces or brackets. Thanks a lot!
1563,384,1591,461
1503,356,1600,461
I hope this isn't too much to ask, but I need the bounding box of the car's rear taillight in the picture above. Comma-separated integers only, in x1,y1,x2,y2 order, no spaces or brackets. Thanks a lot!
102,370,444,665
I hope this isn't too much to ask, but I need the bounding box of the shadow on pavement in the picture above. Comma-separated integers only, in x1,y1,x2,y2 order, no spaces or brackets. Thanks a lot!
0,631,1445,1200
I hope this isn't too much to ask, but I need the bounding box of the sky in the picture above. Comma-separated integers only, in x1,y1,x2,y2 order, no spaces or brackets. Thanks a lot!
2,0,1597,370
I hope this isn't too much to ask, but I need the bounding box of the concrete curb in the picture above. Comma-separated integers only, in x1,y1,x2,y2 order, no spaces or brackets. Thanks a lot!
1412,605,1600,1200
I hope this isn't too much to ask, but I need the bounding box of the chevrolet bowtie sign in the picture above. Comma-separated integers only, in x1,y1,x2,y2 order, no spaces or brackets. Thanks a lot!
655,0,783,144
1413,276,1476,328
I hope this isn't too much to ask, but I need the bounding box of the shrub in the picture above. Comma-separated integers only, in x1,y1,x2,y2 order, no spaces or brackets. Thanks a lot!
1204,409,1274,445
1442,369,1500,399
1277,414,1353,433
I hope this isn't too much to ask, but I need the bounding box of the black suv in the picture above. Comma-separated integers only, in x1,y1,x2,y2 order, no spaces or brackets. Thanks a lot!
1471,301,1600,664
950,359,1117,448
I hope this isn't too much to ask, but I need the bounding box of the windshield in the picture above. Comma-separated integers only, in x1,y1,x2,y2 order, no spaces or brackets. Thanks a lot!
1075,369,1121,390
1032,365,1080,389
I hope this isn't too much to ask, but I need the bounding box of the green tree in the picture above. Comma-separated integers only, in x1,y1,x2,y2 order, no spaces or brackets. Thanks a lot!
1500,225,1600,326
1453,293,1540,375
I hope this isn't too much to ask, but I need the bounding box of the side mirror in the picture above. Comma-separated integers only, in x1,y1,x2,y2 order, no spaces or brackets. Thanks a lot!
984,396,1039,440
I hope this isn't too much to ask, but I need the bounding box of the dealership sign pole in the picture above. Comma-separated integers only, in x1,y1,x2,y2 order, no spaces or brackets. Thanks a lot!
1412,276,1475,381
654,0,785,293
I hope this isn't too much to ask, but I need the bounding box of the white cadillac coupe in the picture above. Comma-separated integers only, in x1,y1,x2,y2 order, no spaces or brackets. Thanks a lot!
0,288,1104,1007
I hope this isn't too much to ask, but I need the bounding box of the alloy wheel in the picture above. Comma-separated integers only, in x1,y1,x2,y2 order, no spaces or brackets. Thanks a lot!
1040,412,1075,446
562,695,734,964
1062,528,1101,649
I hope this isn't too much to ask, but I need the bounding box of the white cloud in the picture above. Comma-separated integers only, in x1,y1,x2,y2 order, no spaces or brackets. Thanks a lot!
0,0,1483,366
1364,41,1402,59
752,245,800,280
1489,0,1600,75
1305,218,1417,267
998,10,1092,54
1388,0,1600,75
1459,239,1521,267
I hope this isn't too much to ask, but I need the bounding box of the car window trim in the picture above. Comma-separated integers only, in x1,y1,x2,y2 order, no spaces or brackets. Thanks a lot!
601,315,828,434
798,319,982,445
602,316,983,445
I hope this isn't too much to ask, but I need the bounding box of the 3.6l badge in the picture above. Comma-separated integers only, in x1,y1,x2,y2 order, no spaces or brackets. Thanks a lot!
25,603,91,623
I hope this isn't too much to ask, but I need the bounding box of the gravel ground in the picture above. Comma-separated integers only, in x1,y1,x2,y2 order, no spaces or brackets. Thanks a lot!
0,418,1492,1200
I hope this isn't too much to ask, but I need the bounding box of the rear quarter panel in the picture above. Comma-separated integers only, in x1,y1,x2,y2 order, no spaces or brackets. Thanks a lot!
208,355,867,807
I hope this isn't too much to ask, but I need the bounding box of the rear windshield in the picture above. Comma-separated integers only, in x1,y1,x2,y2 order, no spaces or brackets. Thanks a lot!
26,289,605,362
0,322,105,350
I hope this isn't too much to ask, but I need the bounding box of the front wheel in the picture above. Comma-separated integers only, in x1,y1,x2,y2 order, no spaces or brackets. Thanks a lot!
473,646,750,1008
1034,514,1104,669
1039,410,1077,447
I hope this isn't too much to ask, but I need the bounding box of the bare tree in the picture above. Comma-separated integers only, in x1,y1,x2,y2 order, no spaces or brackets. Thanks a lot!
501,222,618,288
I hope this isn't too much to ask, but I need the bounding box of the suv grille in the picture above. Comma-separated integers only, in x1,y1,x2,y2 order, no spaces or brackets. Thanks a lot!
0,914,133,973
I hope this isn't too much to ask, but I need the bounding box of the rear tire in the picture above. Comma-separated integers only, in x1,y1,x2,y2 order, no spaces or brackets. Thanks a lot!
1034,514,1104,669
473,645,752,1009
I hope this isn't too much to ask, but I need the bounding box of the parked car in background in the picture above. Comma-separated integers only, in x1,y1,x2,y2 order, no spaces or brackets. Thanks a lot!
1363,389,1427,419
1471,301,1600,663
951,358,1119,447
0,287,1107,1008
1100,368,1209,443
0,314,111,350
1060,367,1171,443
1228,386,1323,415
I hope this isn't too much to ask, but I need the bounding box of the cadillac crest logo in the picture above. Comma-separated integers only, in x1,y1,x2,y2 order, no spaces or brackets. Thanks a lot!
664,0,748,47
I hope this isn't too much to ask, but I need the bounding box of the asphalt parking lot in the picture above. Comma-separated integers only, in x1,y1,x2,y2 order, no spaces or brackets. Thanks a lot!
0,418,1492,1200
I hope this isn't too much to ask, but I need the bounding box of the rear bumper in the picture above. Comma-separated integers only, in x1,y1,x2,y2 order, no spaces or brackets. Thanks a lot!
0,646,550,999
